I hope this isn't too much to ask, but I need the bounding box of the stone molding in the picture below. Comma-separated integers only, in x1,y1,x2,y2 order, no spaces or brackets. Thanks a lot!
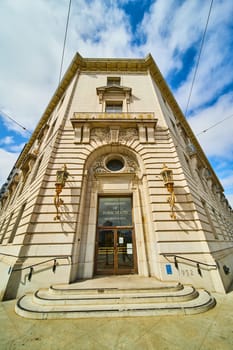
71,112,156,144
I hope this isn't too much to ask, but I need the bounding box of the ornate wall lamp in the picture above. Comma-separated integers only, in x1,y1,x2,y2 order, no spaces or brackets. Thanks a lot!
160,164,176,219
54,164,69,220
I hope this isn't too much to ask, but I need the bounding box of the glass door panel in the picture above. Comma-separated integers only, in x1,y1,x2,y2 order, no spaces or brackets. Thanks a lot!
98,197,132,226
96,230,114,272
117,230,134,270
95,196,137,275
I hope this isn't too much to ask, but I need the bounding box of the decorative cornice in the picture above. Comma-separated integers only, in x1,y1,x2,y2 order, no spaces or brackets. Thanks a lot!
96,85,131,94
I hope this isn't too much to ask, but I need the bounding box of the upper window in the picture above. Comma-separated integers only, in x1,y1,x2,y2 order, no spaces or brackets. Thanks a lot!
105,101,123,113
107,77,121,86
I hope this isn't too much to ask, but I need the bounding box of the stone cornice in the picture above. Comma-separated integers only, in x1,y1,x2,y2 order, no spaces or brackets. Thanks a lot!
15,52,223,191
96,85,131,94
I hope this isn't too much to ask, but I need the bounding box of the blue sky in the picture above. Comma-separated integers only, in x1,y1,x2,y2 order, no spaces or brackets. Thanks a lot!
0,0,233,206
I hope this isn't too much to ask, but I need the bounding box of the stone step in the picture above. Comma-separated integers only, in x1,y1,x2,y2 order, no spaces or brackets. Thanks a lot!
33,285,198,305
15,285,216,319
48,282,183,295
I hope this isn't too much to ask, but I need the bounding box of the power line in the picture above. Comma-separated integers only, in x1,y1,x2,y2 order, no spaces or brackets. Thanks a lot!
197,112,233,136
0,109,32,135
184,0,214,117
58,0,72,84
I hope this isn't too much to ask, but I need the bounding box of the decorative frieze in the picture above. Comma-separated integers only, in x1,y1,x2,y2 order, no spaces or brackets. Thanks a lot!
91,128,110,143
71,113,156,144
90,126,138,144
118,128,138,143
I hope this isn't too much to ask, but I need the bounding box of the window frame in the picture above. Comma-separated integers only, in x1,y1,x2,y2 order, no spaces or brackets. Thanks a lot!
105,101,123,113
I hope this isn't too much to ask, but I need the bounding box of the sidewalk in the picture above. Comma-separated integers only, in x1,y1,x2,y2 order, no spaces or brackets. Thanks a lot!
0,284,233,349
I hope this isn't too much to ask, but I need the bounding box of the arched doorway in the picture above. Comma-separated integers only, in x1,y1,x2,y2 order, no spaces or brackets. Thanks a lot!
71,145,154,281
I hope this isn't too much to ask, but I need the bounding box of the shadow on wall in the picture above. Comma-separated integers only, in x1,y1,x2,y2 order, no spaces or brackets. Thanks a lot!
174,188,199,232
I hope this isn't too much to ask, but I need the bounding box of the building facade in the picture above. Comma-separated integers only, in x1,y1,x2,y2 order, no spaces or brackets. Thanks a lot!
0,53,233,300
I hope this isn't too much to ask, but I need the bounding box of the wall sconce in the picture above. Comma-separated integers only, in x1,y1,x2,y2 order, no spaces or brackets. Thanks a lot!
54,164,69,220
160,163,176,219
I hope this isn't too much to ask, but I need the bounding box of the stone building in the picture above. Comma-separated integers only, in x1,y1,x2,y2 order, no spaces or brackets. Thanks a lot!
0,53,233,301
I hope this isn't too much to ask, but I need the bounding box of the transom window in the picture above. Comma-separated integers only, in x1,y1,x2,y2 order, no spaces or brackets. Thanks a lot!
98,197,132,226
105,101,123,113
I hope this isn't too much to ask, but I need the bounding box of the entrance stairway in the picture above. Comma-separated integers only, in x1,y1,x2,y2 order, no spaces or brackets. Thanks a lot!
15,276,216,319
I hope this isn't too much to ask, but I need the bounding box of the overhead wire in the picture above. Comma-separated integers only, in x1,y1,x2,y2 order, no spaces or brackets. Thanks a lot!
58,0,72,84
184,0,214,117
182,0,232,138
197,112,233,136
0,109,32,135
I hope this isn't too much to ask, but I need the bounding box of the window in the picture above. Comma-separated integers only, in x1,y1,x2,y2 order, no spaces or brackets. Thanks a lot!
107,77,120,86
201,200,218,239
0,218,6,244
46,118,57,142
0,213,13,244
30,155,43,184
8,203,26,243
105,101,123,113
170,118,176,130
184,154,192,174
106,158,124,171
37,124,49,146
18,167,30,196
58,94,66,110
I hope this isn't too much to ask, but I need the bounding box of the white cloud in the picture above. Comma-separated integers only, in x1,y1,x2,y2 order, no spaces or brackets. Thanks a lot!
7,143,26,153
221,174,233,189
188,93,233,158
0,0,136,132
0,0,66,130
0,136,14,145
173,0,233,112
225,194,233,209
0,149,19,185
216,166,233,208
138,0,209,75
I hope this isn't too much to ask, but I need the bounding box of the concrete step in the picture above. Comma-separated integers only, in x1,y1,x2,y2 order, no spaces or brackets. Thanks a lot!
33,285,198,305
48,281,183,295
15,283,216,319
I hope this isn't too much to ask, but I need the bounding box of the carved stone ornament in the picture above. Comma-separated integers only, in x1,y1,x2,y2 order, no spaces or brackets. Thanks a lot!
91,128,110,143
92,156,107,174
92,153,138,175
90,127,138,144
124,155,138,172
119,128,138,142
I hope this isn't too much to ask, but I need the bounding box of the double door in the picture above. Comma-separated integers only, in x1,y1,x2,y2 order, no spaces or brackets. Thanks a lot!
95,196,137,274
95,228,136,274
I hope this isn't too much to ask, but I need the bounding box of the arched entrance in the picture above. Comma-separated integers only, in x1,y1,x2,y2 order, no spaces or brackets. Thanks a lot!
71,145,156,281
